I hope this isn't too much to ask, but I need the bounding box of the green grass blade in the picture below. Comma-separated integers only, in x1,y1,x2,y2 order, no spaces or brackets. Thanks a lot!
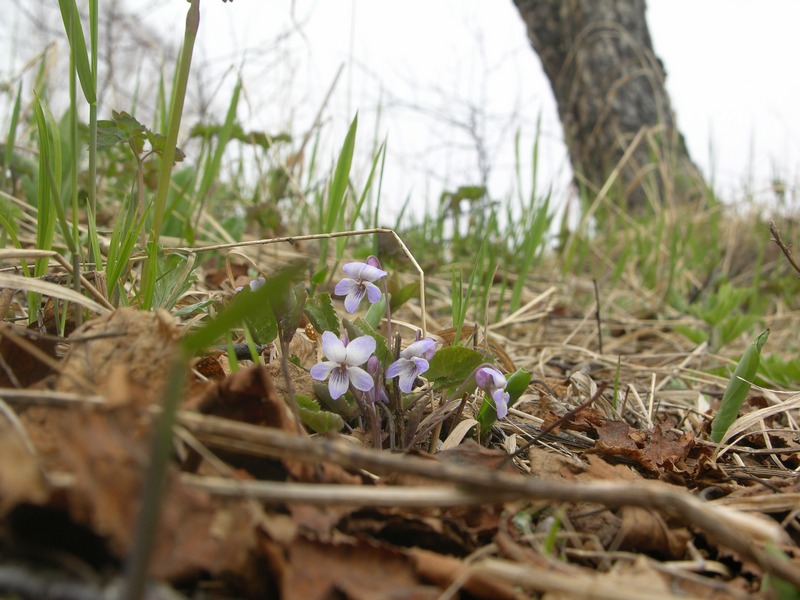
181,262,305,354
195,77,241,214
143,0,200,309
710,329,770,443
31,95,60,274
56,0,96,104
3,82,22,188
325,113,357,233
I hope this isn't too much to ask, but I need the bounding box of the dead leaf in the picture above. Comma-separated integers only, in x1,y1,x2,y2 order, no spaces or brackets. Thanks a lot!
0,325,58,388
55,308,180,407
281,537,434,600
410,547,527,600
190,364,299,430
0,423,49,513
54,403,263,584
616,506,691,558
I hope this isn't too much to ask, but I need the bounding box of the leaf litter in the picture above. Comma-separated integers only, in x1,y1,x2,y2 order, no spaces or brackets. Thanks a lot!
0,252,799,599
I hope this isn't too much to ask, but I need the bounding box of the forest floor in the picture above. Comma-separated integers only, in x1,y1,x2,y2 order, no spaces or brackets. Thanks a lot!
1,235,799,600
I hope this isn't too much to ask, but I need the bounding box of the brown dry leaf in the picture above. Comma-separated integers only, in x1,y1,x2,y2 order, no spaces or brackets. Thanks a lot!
205,260,248,289
193,354,226,381
280,537,436,600
616,506,691,558
339,508,475,557
190,364,300,430
55,308,180,406
188,364,362,488
410,547,527,600
0,325,59,388
579,414,696,477
436,439,521,475
575,456,693,556
54,401,263,584
573,555,672,598
0,422,49,513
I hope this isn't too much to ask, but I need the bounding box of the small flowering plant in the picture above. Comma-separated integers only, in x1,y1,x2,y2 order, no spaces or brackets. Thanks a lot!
310,331,376,400
298,254,531,448
475,366,510,419
334,261,387,313
305,256,440,442
385,337,437,393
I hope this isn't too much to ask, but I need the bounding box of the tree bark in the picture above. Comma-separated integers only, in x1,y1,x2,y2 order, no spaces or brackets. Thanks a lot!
513,0,705,210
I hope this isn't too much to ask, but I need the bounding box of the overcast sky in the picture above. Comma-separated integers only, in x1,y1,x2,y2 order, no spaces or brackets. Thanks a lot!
5,1,799,219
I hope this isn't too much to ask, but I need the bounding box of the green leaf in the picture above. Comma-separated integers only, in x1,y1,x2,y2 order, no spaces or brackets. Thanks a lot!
313,382,357,418
304,292,340,337
388,281,419,311
57,0,96,104
296,395,345,434
173,299,213,317
326,114,357,232
4,82,23,186
181,263,304,355
274,283,308,344
242,288,278,345
673,324,707,345
426,346,484,390
710,328,770,443
145,129,186,162
364,293,387,330
311,267,328,287
151,252,196,311
505,368,532,407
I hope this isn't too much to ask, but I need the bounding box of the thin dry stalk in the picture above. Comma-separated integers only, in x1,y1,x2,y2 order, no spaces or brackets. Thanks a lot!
175,410,800,587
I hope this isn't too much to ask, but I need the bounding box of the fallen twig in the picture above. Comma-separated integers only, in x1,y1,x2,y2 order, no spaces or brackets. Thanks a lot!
176,410,800,587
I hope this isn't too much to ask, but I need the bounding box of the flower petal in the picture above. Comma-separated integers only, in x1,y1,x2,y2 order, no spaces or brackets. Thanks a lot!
348,366,374,392
320,331,347,362
334,278,358,297
492,388,510,420
328,367,350,399
385,357,408,379
343,287,366,313
397,367,418,393
364,281,383,304
310,361,336,381
489,369,507,389
410,356,429,376
343,261,386,282
345,335,376,365
375,386,390,404
342,262,369,279
476,367,505,392
475,367,493,391
249,277,265,291
401,338,437,360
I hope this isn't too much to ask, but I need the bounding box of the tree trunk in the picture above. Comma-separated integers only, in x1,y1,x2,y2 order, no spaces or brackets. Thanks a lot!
513,0,705,210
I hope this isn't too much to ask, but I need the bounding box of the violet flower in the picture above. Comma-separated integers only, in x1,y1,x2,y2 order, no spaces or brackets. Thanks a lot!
310,331,375,399
386,338,437,393
235,276,265,292
475,366,510,419
334,261,387,313
365,355,390,404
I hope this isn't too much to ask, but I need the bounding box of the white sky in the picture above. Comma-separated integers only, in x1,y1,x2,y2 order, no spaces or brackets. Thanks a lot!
7,1,800,219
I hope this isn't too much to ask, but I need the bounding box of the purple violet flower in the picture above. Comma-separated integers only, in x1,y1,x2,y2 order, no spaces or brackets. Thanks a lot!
334,262,387,313
310,331,376,400
366,355,390,404
386,338,437,393
235,277,265,292
475,366,510,420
